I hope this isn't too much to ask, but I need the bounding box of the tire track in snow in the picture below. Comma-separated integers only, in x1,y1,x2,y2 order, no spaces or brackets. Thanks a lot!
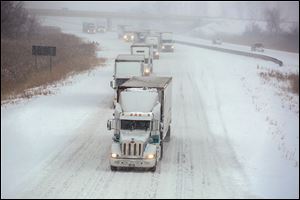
16,107,112,198
185,69,252,198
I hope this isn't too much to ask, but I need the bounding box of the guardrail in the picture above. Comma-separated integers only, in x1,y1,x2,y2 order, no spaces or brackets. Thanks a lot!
174,40,283,66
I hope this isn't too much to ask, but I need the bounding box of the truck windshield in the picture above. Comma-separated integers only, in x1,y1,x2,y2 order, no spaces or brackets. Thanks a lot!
162,40,173,43
121,120,150,131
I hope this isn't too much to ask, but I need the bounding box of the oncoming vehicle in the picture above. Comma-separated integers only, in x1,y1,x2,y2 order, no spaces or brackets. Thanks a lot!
82,22,96,34
212,38,222,45
123,32,136,42
96,25,106,33
251,43,264,52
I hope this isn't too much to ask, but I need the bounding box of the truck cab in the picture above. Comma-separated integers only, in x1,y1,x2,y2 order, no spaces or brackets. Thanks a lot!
160,32,174,52
135,31,148,43
82,22,96,34
107,76,172,172
130,43,154,75
96,24,106,33
145,36,160,59
117,25,131,39
123,31,136,42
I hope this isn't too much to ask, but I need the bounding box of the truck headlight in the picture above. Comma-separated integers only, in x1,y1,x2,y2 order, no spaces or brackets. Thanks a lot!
144,68,150,75
162,46,165,49
171,46,174,48
131,35,134,39
111,153,118,158
123,35,127,39
155,52,159,55
147,154,155,159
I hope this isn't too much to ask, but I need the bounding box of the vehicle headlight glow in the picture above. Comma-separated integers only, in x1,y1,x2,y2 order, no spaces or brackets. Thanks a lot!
111,153,118,158
123,35,127,39
155,52,159,55
171,46,174,48
144,68,150,74
131,35,134,39
147,154,155,159
162,46,165,49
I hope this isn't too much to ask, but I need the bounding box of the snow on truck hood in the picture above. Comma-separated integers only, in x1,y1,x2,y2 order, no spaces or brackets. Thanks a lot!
120,131,150,143
120,88,158,112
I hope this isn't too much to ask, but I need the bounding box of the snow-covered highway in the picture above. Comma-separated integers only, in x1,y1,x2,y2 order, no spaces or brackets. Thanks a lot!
1,19,299,199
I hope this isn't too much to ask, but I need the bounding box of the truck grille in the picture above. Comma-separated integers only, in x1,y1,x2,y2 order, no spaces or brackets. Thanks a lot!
122,142,144,157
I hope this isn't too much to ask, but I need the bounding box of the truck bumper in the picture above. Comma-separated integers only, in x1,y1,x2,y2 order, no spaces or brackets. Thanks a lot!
110,158,156,168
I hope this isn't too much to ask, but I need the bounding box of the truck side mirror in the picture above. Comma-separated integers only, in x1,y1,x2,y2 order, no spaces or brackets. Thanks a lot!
107,119,116,130
110,80,116,89
152,120,159,131
107,119,112,130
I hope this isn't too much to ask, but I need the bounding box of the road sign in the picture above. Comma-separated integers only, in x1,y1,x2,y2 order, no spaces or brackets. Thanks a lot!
32,45,56,56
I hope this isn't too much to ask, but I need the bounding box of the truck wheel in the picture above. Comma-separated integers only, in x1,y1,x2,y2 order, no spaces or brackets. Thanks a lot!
111,166,117,171
150,165,156,172
160,141,163,160
164,125,171,142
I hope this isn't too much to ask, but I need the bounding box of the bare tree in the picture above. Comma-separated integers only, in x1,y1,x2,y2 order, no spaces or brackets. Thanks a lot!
1,1,39,39
265,7,282,34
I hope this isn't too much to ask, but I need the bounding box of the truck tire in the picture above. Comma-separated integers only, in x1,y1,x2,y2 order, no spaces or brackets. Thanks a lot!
160,141,163,160
111,166,117,171
164,125,171,142
150,165,156,172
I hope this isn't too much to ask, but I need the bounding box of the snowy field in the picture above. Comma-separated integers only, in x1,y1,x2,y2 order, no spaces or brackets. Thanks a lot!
1,17,299,198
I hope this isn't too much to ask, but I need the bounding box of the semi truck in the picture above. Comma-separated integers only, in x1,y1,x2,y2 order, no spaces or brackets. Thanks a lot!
145,36,160,59
135,31,148,43
107,76,172,172
82,22,96,34
131,43,154,75
160,32,174,52
117,25,131,39
96,24,106,33
110,54,146,90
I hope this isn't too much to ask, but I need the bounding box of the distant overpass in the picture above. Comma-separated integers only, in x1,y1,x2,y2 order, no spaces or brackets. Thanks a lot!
28,8,298,27
27,8,203,22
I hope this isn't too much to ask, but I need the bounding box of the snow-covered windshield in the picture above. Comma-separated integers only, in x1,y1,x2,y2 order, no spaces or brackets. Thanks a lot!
121,120,150,131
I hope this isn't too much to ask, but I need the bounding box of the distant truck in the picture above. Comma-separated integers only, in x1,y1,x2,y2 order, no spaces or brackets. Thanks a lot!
96,24,106,33
117,25,131,39
145,36,160,59
107,76,173,172
134,31,148,43
131,43,154,75
82,22,96,34
110,54,146,90
123,31,136,42
160,32,174,52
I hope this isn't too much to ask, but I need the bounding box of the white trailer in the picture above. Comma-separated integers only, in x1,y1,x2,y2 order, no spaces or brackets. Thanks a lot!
145,36,160,59
107,76,172,172
160,32,174,52
110,54,145,90
131,43,154,75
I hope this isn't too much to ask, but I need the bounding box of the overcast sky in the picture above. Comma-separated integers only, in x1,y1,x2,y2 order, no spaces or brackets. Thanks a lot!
24,1,299,21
